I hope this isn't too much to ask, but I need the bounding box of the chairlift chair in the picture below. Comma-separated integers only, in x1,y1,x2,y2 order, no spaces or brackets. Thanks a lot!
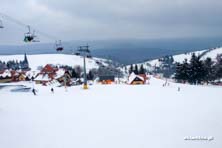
55,40,64,51
86,54,92,58
75,52,80,56
31,31,40,42
24,26,36,42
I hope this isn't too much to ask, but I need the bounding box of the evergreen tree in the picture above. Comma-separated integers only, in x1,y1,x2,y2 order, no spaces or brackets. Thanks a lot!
215,54,222,79
87,70,94,80
139,64,145,74
71,69,78,78
134,64,139,74
74,66,82,78
203,57,215,83
175,62,182,82
188,53,205,84
129,64,133,74
174,59,189,83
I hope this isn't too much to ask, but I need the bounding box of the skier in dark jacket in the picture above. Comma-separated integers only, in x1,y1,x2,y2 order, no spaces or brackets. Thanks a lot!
32,88,36,95
51,88,54,93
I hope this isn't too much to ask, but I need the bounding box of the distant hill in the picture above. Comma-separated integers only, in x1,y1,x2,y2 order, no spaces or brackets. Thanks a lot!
1,37,222,64
128,46,222,72
0,54,110,72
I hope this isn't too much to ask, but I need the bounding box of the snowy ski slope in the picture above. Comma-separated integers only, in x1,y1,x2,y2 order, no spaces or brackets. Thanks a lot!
0,77,221,148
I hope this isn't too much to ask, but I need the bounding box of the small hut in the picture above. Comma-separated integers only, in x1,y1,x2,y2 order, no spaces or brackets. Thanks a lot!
128,72,146,85
99,75,115,84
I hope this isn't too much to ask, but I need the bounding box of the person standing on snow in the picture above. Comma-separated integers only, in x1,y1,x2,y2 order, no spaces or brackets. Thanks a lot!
32,88,36,95
51,88,54,93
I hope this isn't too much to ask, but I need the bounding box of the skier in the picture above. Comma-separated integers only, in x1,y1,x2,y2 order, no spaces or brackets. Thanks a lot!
178,87,180,92
32,88,36,95
51,88,54,93
63,76,68,92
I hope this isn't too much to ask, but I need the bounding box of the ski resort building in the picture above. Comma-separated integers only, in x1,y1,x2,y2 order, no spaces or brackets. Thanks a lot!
11,71,27,82
34,64,71,86
99,75,115,84
0,70,30,83
0,70,12,83
128,72,147,85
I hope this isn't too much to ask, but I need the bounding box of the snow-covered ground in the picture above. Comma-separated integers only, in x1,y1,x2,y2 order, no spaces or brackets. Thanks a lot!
124,47,222,73
202,47,222,61
0,54,108,71
0,77,221,148
125,49,208,72
146,50,207,67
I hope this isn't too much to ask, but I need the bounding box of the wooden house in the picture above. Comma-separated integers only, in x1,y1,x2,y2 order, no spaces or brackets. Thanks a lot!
0,70,12,83
99,75,115,84
35,64,57,85
56,71,72,86
35,64,71,86
128,72,146,85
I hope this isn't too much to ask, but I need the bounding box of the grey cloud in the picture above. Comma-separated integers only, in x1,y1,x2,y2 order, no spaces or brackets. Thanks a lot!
1,0,222,44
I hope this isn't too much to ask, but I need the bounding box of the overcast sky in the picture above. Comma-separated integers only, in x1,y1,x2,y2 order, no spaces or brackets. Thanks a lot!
1,0,222,44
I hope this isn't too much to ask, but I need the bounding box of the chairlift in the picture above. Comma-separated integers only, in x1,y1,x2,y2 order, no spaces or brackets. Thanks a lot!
24,26,38,42
55,40,64,51
86,54,92,58
31,30,40,42
75,52,80,56
0,20,4,28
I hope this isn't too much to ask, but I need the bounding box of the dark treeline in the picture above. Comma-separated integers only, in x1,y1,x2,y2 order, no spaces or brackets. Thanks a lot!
129,64,146,75
0,59,29,71
175,53,222,84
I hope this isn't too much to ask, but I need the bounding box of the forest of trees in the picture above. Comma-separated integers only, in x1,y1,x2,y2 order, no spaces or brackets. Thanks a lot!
175,53,222,84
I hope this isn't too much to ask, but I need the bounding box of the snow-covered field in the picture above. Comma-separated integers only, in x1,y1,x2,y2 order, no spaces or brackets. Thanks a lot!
202,47,222,60
0,77,221,148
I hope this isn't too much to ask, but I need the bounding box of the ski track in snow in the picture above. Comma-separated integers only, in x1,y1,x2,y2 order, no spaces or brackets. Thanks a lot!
0,77,221,148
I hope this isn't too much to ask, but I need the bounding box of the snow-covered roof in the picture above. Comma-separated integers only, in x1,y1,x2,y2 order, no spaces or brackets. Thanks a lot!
35,74,52,81
46,80,61,87
25,71,38,79
54,69,66,79
128,72,144,84
0,70,11,78
34,68,67,81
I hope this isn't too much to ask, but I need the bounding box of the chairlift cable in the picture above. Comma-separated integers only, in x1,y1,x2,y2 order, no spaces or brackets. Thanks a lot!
0,12,58,41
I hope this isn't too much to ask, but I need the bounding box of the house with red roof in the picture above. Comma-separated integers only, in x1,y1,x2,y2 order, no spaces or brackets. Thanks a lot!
34,64,71,86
